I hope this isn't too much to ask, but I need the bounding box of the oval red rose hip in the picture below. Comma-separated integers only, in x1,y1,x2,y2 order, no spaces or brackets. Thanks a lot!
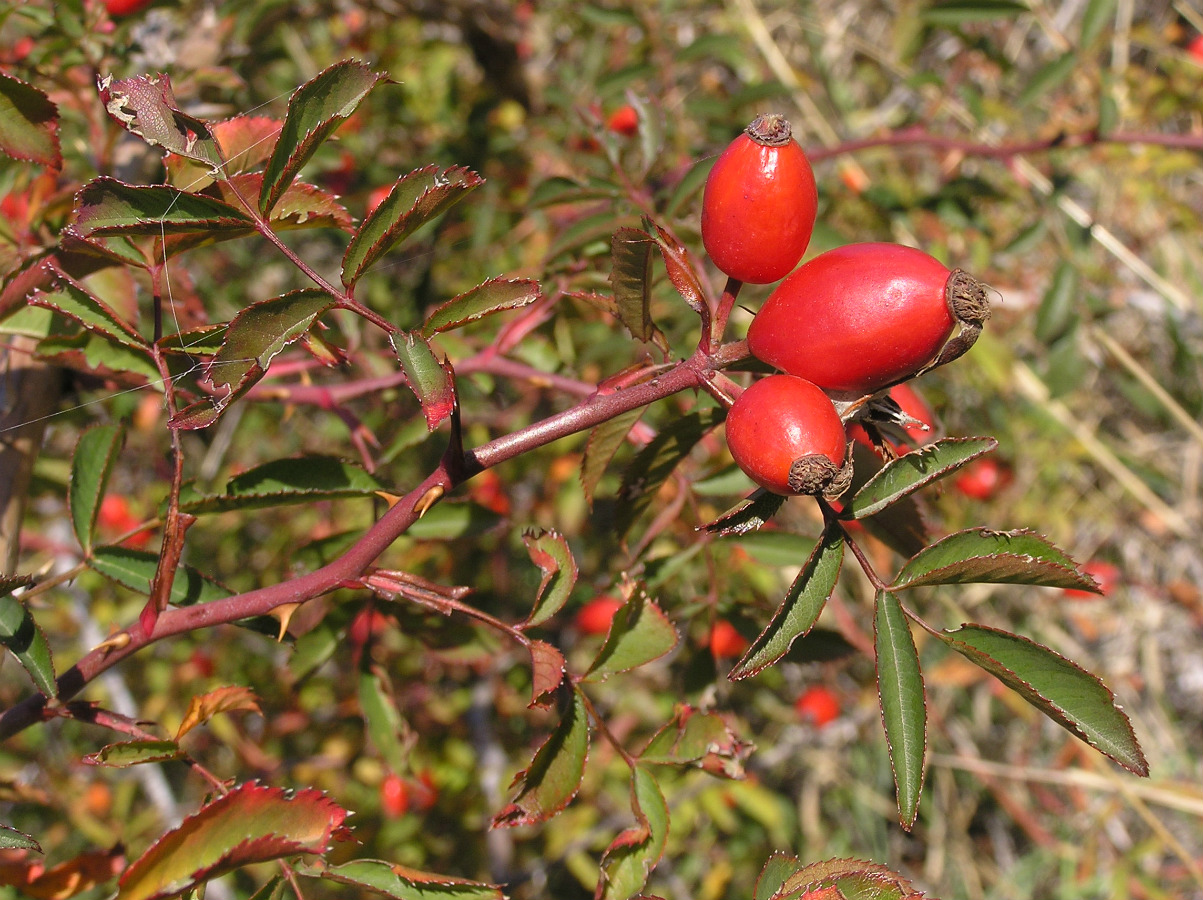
747,242,989,395
701,114,818,285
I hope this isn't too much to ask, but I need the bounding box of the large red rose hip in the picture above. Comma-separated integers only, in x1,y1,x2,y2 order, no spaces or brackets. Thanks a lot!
725,374,849,497
747,242,989,395
701,115,818,285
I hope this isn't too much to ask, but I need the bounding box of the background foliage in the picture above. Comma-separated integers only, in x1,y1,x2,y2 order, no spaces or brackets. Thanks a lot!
1,1,1202,898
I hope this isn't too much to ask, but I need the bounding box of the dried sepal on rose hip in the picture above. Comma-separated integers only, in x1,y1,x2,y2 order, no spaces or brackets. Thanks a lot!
701,114,818,285
725,374,852,499
747,242,991,395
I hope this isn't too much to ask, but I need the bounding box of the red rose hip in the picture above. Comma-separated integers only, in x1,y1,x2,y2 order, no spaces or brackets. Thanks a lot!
725,374,849,497
747,242,989,394
701,114,818,285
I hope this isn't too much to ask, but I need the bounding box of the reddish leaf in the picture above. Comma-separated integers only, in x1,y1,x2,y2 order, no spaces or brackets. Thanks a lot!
493,688,588,828
343,165,483,287
0,845,124,900
166,116,283,190
522,529,578,627
97,73,220,168
773,857,930,900
175,686,261,740
527,639,566,709
0,72,60,168
645,218,706,318
389,331,456,430
117,783,350,900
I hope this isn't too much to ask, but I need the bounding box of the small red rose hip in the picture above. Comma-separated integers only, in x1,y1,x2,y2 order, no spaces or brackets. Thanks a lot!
104,0,155,15
953,457,1012,501
748,242,989,395
795,686,840,728
381,772,408,818
575,595,623,635
606,105,639,137
708,619,749,658
701,114,818,285
1062,560,1121,600
725,374,849,497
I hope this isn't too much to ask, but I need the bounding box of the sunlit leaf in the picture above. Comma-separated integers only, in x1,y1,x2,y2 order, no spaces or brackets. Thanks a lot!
309,859,504,900
753,852,800,900
0,576,55,698
0,822,41,853
774,857,930,899
937,624,1148,775
527,640,566,709
0,72,60,168
175,686,261,740
83,741,184,768
644,218,705,318
842,437,997,519
178,456,385,515
97,73,220,168
584,590,678,682
0,845,124,900
89,546,230,607
260,60,386,214
389,331,456,431
117,783,350,900
639,706,752,778
171,289,334,430
30,269,147,349
700,489,787,536
730,529,843,680
522,529,578,628
358,667,411,774
580,407,644,506
422,277,540,336
69,179,253,239
890,528,1097,591
875,591,926,830
493,688,588,827
596,767,668,900
69,423,126,554
343,165,482,287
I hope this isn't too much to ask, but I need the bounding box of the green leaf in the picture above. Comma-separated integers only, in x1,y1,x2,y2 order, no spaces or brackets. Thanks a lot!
875,591,927,830
843,437,998,519
580,407,644,505
89,546,230,607
522,529,578,628
1080,0,1116,45
390,331,456,431
69,423,126,553
1017,52,1078,107
596,767,669,900
421,277,540,336
920,0,1030,25
35,329,158,381
0,71,60,168
0,576,56,697
117,783,349,900
584,590,678,682
729,529,843,680
493,688,589,827
83,740,185,768
1034,261,1078,344
358,666,411,774
753,853,801,900
343,165,483,287
171,289,334,430
0,822,42,853
407,502,502,540
310,859,504,900
528,175,620,208
890,528,1098,591
615,407,725,536
259,60,386,215
178,456,384,515
97,73,221,169
638,706,751,777
732,531,817,568
609,227,658,344
69,178,253,238
700,489,787,536
937,624,1147,775
30,270,147,349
